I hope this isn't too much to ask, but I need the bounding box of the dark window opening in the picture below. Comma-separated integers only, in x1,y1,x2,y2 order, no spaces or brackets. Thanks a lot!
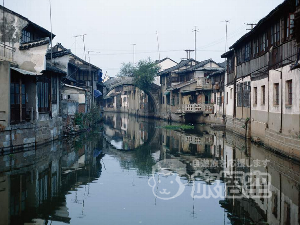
37,76,51,112
51,76,57,104
274,83,280,105
10,73,26,124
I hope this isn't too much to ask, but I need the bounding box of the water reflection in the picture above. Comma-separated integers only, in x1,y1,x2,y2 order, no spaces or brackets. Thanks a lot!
0,130,104,225
0,113,299,225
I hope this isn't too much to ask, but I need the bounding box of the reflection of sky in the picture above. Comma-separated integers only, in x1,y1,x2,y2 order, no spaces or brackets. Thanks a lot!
111,140,123,150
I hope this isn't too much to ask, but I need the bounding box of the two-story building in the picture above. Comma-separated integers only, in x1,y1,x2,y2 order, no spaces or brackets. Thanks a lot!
46,43,103,115
158,58,223,123
222,0,300,160
0,6,65,150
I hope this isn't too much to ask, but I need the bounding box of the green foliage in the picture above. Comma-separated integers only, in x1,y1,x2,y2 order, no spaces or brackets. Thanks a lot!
118,58,160,91
164,125,194,130
117,62,135,77
74,104,102,129
133,59,160,91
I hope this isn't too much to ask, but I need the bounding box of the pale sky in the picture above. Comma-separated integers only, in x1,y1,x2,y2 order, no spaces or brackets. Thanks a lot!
6,0,283,77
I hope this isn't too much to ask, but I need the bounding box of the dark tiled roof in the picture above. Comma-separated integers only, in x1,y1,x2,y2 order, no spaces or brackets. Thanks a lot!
155,57,177,64
45,63,67,75
46,49,72,59
179,59,216,73
46,43,102,71
208,68,226,78
221,49,234,58
158,59,198,76
19,37,50,50
217,61,227,69
229,0,292,49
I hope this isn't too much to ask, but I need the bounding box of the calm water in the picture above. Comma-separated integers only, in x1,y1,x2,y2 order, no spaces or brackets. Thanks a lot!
0,112,299,225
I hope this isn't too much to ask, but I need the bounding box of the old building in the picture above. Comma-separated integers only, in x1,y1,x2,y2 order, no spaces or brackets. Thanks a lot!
46,43,103,114
158,58,223,123
222,0,300,159
0,6,64,150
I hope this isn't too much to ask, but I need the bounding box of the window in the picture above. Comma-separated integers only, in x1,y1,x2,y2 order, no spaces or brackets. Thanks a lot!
284,202,291,225
271,21,280,45
230,89,233,99
286,80,292,105
167,94,170,105
272,192,278,218
226,92,228,104
253,39,259,57
214,93,216,104
261,85,266,105
21,30,31,43
10,74,26,123
260,33,267,52
287,14,295,37
51,76,57,104
245,42,250,61
254,87,257,105
37,76,51,112
274,83,279,105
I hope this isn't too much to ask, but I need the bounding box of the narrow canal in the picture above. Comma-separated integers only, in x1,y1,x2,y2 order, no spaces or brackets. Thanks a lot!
0,112,299,225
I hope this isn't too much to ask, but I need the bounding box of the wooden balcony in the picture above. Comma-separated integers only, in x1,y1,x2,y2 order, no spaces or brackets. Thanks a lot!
0,43,15,62
181,103,214,114
196,78,212,90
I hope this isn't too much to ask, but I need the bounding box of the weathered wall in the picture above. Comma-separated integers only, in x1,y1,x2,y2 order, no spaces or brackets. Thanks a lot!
0,61,10,128
0,116,62,151
61,100,78,116
15,44,49,73
0,8,27,46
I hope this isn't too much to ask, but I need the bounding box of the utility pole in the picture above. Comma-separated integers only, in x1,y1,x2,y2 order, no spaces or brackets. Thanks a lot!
221,20,230,52
156,31,161,61
184,49,194,60
132,44,136,65
192,26,199,60
87,50,101,103
48,0,53,63
2,0,5,58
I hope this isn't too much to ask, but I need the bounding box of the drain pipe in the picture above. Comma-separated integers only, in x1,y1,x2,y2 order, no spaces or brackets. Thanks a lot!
278,70,283,133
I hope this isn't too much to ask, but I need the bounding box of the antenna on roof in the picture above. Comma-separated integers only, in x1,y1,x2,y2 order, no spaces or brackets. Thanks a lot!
184,50,194,60
192,26,199,60
246,23,257,31
48,0,53,64
73,34,87,57
221,20,230,52
156,31,161,61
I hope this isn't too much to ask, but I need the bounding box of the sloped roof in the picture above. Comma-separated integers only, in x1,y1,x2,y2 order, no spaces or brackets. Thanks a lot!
155,57,177,64
229,0,292,49
217,61,227,69
207,68,226,78
158,59,198,76
178,59,220,73
46,43,101,71
45,63,67,75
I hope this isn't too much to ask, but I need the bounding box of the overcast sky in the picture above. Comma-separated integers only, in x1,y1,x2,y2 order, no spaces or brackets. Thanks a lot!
6,0,283,76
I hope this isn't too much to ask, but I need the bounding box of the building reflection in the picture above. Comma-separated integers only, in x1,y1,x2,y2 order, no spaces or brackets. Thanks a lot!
103,113,156,150
0,130,104,225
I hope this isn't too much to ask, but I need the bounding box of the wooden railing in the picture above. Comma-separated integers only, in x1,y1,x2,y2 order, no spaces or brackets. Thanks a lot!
0,43,15,62
182,103,214,114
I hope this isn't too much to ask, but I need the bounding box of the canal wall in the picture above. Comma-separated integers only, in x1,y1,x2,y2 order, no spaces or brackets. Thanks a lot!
0,117,63,152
